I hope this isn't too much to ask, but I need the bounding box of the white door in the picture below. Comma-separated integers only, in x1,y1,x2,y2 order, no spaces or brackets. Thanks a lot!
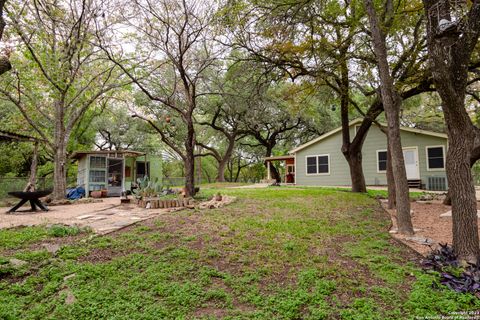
403,148,419,179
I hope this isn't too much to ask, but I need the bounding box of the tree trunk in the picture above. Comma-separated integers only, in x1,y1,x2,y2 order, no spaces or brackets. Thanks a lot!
346,152,367,193
364,0,413,235
235,156,242,182
52,142,67,200
422,0,480,263
217,160,226,182
24,142,38,192
443,151,480,205
265,146,281,182
269,164,281,182
184,122,196,197
446,124,479,263
216,136,235,182
52,101,68,200
386,142,396,209
338,42,367,193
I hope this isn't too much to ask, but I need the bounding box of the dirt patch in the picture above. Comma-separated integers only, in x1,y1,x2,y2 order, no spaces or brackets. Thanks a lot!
384,200,480,256
78,246,149,264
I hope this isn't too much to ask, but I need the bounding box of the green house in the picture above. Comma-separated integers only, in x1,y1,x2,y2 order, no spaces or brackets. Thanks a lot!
71,150,163,197
265,119,449,191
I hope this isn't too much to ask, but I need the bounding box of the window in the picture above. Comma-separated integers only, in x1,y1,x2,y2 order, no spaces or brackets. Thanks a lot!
89,170,106,183
306,155,330,175
306,156,317,174
377,150,387,172
90,156,106,168
427,146,445,170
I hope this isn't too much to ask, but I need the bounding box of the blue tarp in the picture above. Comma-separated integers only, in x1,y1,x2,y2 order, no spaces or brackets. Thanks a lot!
66,187,85,200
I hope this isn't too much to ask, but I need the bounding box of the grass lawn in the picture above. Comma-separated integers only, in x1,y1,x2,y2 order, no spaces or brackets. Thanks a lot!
0,187,478,319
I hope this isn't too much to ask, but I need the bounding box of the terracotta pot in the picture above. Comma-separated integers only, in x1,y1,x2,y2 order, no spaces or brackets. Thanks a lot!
91,191,102,198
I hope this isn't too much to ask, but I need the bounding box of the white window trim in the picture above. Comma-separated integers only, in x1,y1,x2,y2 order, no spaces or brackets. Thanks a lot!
425,145,446,171
376,149,388,173
305,154,330,176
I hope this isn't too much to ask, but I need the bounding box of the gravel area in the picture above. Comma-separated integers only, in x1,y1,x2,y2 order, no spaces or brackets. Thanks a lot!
385,194,480,256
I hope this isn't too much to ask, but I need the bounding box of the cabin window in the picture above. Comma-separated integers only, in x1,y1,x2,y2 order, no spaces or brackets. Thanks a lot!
426,146,445,170
377,150,387,172
90,156,106,168
89,170,106,183
306,155,330,175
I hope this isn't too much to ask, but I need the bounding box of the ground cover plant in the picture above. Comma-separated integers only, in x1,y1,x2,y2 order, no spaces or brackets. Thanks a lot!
0,187,479,319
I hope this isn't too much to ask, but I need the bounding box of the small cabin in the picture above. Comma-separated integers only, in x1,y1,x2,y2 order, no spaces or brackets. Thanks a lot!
71,150,162,197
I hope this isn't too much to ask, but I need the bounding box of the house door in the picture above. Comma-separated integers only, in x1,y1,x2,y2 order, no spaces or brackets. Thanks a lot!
402,148,419,180
107,158,123,197
286,164,295,183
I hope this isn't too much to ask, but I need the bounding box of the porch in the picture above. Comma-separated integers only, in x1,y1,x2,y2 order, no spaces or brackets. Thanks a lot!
263,155,295,184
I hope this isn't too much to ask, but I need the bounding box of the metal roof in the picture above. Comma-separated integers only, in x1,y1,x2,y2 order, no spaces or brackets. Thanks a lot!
70,150,146,159
289,119,448,154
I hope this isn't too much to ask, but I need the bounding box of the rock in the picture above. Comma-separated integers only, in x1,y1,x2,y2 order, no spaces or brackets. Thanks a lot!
76,214,95,220
87,216,107,221
9,258,27,267
390,228,422,234
59,288,76,305
406,236,436,245
42,243,61,254
63,273,76,281
416,200,432,204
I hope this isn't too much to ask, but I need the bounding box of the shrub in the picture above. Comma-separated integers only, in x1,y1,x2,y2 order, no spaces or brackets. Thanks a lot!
423,244,480,296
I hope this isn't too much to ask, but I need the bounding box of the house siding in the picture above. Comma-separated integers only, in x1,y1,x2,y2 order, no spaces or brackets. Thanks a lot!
295,125,447,188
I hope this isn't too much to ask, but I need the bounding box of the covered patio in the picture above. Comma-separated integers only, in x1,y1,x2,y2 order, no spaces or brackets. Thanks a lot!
263,155,295,184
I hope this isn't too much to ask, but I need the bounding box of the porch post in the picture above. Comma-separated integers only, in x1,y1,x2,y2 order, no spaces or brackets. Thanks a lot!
267,161,271,180
121,153,126,194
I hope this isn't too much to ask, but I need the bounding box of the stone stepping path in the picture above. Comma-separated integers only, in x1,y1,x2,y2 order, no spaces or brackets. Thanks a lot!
69,204,180,234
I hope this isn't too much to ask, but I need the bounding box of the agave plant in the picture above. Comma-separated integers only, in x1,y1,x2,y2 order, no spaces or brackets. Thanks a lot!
132,176,164,199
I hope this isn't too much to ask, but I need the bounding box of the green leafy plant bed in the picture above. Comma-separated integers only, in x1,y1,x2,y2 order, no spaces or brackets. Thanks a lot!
423,244,480,296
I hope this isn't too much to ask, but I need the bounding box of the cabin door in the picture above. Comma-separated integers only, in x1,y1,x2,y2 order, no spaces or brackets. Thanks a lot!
402,148,419,180
107,158,123,196
286,164,295,183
